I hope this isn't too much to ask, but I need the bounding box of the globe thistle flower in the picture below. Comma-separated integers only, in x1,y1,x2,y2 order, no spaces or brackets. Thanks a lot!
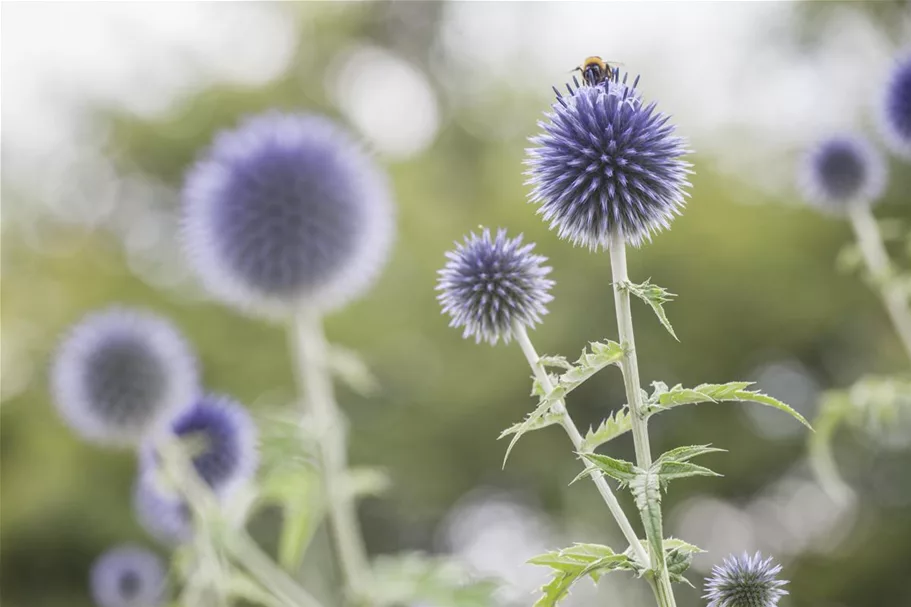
144,394,258,496
799,135,887,213
436,228,554,345
90,544,165,607
703,552,788,607
182,111,395,318
133,475,193,546
880,52,911,159
526,74,691,249
51,308,198,446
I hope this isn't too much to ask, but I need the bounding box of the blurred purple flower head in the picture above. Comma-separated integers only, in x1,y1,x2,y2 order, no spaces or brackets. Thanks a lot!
90,545,165,607
881,52,911,159
526,74,691,249
51,308,197,446
799,135,886,213
437,228,553,345
133,475,193,546
182,111,395,318
144,393,258,496
703,552,788,607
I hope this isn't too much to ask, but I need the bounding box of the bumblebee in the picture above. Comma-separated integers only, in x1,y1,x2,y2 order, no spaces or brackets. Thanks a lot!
573,56,619,86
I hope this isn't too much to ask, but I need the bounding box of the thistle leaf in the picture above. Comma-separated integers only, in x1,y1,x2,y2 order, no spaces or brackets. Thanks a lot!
500,412,564,438
656,444,726,464
529,544,636,606
499,386,566,467
581,408,633,452
629,467,664,562
578,453,640,485
539,355,574,370
500,341,624,466
647,382,812,430
558,340,625,393
621,279,679,341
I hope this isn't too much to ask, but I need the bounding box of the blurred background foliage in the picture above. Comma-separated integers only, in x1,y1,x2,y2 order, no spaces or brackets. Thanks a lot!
2,2,911,607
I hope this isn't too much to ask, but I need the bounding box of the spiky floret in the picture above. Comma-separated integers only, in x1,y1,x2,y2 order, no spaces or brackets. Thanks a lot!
526,74,691,249
437,228,554,345
51,308,198,446
799,135,886,213
182,111,395,318
142,393,259,497
880,52,911,159
90,544,165,607
703,552,789,607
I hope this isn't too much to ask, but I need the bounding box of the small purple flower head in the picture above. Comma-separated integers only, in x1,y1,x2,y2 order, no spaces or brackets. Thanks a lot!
182,111,395,318
436,228,554,345
133,475,193,546
703,552,789,607
880,52,911,159
526,74,691,249
51,308,198,446
144,394,258,496
90,544,165,607
799,135,887,213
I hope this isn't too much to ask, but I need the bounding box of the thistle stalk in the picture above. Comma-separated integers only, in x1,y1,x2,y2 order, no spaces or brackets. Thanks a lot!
609,236,677,607
156,438,325,607
290,309,371,599
513,323,650,569
848,205,911,363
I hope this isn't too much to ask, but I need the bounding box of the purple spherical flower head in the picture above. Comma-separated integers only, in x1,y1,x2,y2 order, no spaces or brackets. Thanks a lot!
703,552,788,607
51,308,198,447
437,228,554,345
526,74,691,249
182,111,395,318
133,475,193,546
799,135,886,213
880,52,911,159
143,394,258,496
90,544,165,607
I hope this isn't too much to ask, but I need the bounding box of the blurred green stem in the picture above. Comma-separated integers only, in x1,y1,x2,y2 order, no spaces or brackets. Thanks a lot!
608,237,677,607
291,309,371,601
849,205,911,363
807,394,854,504
156,438,325,607
513,323,650,568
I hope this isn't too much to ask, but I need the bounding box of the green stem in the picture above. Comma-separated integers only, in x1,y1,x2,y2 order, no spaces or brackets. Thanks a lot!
156,439,325,607
513,323,650,568
849,206,911,364
291,309,371,600
608,237,677,607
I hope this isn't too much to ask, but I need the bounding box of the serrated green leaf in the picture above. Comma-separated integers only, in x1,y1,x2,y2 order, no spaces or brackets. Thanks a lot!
653,460,722,483
499,388,566,467
646,382,812,430
629,468,664,564
578,453,640,485
581,408,633,452
656,444,726,464
539,355,574,370
529,544,635,607
622,279,679,341
500,411,564,437
559,341,625,391
666,537,700,586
